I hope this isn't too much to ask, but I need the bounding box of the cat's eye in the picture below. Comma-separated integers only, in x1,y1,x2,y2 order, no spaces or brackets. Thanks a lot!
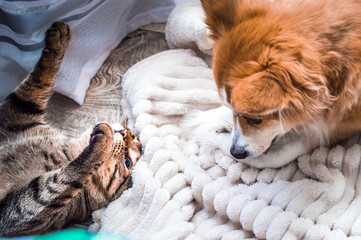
124,158,132,168
243,116,262,125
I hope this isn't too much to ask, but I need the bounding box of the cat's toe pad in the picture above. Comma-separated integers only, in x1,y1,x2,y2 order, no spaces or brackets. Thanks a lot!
44,21,71,54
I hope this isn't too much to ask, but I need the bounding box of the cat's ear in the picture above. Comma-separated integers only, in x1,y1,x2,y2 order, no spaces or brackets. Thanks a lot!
122,116,128,128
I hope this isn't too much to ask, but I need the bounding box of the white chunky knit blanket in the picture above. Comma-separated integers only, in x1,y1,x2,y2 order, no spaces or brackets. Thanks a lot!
90,4,361,240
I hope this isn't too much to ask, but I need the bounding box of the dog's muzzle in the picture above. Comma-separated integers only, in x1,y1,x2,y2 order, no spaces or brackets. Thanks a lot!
230,144,248,159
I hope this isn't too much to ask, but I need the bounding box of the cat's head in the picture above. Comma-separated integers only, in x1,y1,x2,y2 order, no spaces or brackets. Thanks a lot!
95,118,141,199
112,122,141,170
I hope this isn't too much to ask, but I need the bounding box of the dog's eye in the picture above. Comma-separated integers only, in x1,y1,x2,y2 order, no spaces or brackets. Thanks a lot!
243,116,262,125
216,128,231,134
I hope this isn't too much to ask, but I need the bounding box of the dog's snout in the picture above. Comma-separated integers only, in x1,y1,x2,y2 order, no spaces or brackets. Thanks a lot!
230,145,248,159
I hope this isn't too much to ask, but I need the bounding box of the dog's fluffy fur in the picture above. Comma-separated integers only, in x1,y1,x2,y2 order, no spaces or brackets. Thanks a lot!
201,0,361,168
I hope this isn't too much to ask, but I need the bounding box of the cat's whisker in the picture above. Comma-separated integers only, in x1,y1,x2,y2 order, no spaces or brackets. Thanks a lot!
100,90,120,123
0,128,7,137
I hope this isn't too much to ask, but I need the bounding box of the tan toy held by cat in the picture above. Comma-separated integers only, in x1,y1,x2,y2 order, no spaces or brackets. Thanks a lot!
0,21,141,237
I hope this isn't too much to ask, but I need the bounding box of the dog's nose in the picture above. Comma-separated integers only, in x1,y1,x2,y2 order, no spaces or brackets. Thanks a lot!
230,145,248,159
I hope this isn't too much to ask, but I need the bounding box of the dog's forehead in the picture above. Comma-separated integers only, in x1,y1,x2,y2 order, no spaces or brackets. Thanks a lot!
219,85,261,116
219,86,264,117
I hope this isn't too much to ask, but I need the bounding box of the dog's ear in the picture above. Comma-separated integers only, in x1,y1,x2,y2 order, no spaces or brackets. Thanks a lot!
230,59,331,119
201,0,270,40
230,71,290,115
277,59,331,122
200,0,240,40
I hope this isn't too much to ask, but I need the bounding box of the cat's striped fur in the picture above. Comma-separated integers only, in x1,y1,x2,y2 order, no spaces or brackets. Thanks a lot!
0,21,141,237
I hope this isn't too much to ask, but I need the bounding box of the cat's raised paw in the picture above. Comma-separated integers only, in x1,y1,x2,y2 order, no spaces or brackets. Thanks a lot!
90,123,114,149
85,123,114,169
44,21,71,56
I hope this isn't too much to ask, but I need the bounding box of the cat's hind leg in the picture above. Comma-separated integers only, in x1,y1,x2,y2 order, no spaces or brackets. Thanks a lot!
0,123,113,237
0,22,71,137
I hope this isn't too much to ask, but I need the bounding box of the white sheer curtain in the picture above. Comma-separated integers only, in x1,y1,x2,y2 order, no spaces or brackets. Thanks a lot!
0,0,181,104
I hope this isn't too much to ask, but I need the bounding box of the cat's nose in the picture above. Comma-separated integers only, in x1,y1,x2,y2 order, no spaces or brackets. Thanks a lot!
112,123,126,136
114,129,124,135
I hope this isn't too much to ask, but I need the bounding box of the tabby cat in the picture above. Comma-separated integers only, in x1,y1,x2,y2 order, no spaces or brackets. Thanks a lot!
0,21,141,237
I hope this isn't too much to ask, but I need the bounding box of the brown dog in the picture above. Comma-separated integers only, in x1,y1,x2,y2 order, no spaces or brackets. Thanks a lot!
201,0,361,168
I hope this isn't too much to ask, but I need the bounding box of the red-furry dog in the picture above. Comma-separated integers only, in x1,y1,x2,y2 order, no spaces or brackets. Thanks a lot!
201,0,361,168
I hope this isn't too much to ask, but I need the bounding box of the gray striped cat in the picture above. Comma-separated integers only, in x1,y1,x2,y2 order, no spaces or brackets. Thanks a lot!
0,21,141,237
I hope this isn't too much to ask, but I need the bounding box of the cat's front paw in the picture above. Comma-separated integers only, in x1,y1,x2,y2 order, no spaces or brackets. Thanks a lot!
90,123,113,149
44,21,71,59
87,123,114,168
67,123,114,174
